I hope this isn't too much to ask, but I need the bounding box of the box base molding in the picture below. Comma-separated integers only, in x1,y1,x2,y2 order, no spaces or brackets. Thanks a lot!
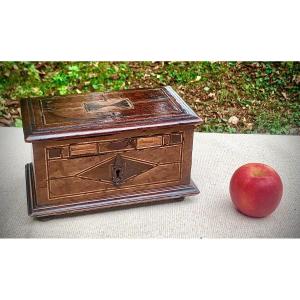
25,163,199,218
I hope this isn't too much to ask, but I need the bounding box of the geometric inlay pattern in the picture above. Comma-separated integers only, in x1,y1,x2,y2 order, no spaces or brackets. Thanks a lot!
84,98,133,113
76,154,156,185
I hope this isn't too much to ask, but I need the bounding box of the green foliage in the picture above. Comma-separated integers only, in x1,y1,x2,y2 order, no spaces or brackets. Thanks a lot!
14,118,22,127
0,61,299,134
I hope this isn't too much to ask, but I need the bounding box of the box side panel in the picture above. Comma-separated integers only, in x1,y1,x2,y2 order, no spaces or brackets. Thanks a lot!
180,127,195,185
32,143,49,206
32,125,195,207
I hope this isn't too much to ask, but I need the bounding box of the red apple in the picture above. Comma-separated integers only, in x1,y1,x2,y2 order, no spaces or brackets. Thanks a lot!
230,163,283,218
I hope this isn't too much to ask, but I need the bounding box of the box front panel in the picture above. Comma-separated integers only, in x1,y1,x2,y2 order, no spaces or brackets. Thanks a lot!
33,127,193,206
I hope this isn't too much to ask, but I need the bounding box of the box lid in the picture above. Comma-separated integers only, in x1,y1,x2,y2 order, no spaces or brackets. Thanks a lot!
21,86,202,142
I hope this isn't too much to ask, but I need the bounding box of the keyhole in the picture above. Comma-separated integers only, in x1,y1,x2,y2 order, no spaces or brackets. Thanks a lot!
112,154,124,186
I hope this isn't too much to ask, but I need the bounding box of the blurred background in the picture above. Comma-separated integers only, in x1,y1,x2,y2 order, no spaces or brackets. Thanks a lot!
0,61,299,134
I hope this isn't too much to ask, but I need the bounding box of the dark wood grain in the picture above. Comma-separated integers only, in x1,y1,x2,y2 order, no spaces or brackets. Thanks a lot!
21,86,202,217
21,86,202,142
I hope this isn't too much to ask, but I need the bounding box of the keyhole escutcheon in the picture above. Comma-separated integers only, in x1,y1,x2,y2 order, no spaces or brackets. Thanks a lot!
112,154,125,186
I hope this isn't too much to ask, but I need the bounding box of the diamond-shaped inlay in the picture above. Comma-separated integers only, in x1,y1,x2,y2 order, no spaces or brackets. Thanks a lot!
77,154,156,185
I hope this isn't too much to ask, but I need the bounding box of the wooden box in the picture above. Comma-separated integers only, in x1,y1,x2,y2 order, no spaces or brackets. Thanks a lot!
21,86,202,217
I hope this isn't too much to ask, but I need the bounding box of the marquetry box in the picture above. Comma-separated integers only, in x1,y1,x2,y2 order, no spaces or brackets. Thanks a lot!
21,86,202,217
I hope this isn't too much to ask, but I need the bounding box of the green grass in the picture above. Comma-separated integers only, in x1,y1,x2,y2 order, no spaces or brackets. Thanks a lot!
0,61,299,134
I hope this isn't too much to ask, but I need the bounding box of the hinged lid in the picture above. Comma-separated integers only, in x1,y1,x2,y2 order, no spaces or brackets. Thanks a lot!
21,86,202,142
